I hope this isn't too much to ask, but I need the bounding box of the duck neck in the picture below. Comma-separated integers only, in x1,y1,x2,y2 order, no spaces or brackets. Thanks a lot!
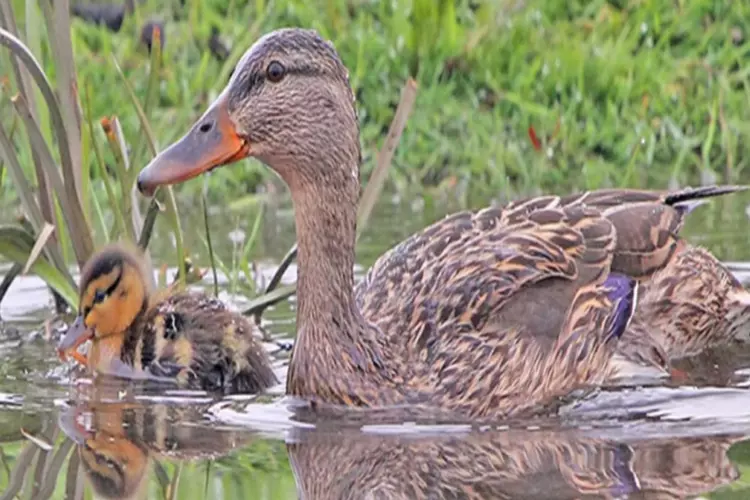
285,158,397,403
292,177,360,339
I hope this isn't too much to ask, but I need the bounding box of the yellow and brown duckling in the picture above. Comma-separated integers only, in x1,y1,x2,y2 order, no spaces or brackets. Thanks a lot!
135,27,749,419
607,243,750,381
57,244,278,394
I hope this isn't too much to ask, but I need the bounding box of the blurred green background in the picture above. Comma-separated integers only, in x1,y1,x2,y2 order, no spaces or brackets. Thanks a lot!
6,0,750,207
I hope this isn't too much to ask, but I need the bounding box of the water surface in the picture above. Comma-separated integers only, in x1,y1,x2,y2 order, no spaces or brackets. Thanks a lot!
2,189,750,498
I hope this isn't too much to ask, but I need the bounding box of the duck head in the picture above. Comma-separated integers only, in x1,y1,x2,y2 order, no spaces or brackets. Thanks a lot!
136,28,361,197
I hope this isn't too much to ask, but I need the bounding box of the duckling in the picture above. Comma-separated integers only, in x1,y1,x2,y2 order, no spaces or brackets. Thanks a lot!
607,243,750,381
56,244,278,394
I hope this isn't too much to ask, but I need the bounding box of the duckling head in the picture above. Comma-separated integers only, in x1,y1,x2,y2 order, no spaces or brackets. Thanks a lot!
58,244,151,357
79,435,149,500
59,401,149,499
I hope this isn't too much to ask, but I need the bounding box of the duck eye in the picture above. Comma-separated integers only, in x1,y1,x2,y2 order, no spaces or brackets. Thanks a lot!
266,61,285,83
93,290,106,304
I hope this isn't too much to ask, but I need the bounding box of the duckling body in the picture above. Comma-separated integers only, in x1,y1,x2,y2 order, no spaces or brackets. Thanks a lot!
607,244,750,380
136,28,749,418
58,245,278,394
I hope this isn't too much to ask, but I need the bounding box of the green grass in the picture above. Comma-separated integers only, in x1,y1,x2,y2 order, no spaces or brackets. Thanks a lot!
5,0,750,211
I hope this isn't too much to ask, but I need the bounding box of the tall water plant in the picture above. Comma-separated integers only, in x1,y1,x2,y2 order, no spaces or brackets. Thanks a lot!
0,0,184,310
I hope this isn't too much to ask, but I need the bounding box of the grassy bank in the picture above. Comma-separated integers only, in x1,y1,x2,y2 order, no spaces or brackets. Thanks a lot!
4,0,750,208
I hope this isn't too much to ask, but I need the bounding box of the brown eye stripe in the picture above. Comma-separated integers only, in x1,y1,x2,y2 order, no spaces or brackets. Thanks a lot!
235,63,325,97
104,268,123,297
81,266,123,318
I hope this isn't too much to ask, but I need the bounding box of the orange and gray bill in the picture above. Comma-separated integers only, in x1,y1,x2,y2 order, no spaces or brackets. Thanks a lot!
57,315,93,364
136,92,249,196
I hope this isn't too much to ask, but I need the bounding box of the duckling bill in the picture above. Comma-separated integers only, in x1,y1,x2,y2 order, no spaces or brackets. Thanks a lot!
57,244,278,394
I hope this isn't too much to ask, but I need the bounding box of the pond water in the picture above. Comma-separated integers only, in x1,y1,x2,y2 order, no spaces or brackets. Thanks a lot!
2,188,750,499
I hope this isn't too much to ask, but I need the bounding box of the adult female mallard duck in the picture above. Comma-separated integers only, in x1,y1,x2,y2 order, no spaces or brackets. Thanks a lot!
56,244,278,394
607,243,750,381
135,28,748,419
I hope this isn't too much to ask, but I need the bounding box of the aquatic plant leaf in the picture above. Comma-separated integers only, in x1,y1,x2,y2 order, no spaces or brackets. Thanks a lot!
82,84,127,240
138,197,164,250
263,243,297,296
10,93,93,262
242,284,296,316
19,427,52,451
22,222,55,274
100,116,137,243
0,124,70,280
0,123,45,232
0,262,22,307
201,186,219,297
33,437,75,499
0,441,39,500
0,27,94,265
41,0,82,192
0,225,77,308
0,0,57,235
64,445,84,499
145,30,186,282
113,53,159,153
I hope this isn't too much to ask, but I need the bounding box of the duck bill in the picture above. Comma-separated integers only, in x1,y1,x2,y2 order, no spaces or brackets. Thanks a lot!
57,315,93,356
136,92,250,196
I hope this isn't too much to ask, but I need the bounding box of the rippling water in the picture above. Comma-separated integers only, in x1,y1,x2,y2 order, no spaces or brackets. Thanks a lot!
2,191,750,498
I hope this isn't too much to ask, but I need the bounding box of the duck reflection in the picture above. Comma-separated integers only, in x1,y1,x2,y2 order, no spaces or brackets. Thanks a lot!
54,382,749,499
286,426,745,499
57,380,252,499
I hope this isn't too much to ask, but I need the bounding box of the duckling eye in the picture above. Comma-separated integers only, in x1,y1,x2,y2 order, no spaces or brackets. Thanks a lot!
93,290,107,304
266,61,285,83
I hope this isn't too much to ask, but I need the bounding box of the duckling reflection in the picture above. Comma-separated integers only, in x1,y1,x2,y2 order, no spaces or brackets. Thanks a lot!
59,401,150,499
58,388,251,499
286,427,744,499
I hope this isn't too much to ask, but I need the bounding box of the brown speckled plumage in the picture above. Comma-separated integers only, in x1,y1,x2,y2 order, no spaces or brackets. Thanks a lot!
58,244,278,394
135,27,749,419
607,244,750,380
